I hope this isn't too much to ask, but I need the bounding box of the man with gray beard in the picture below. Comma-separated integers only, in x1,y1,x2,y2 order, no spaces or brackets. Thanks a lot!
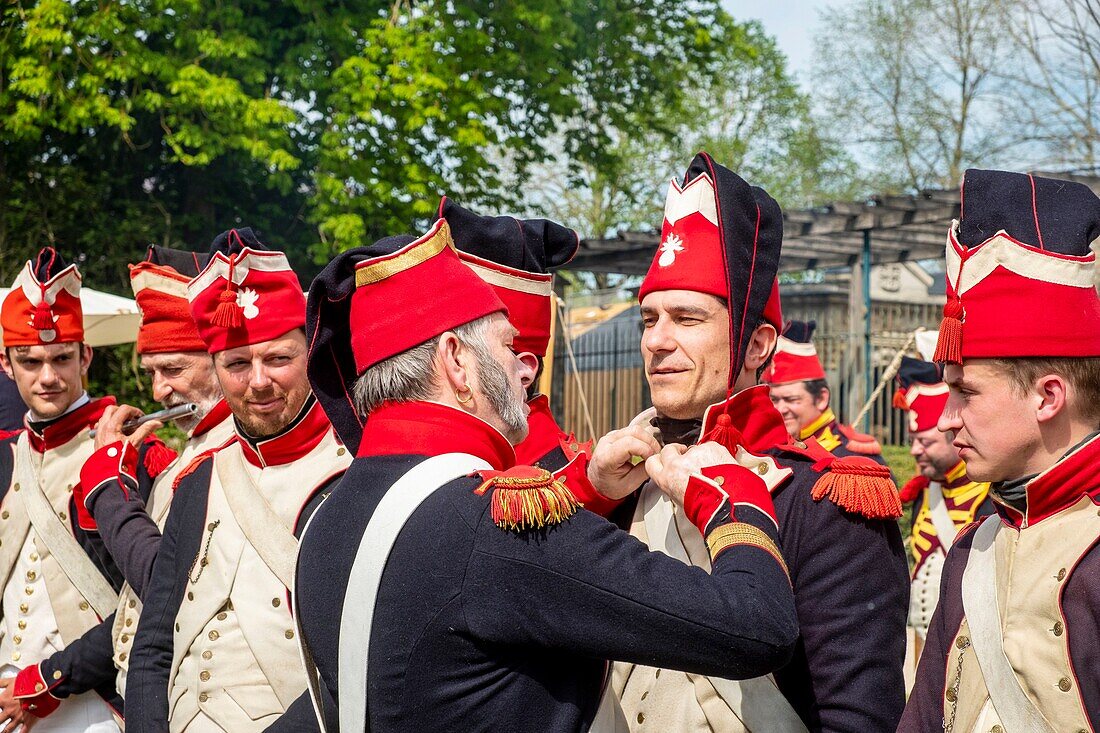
285,218,801,732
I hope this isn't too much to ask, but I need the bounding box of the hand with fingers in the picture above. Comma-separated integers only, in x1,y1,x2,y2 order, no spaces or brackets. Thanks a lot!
92,404,163,451
0,677,35,732
586,410,663,501
646,442,737,507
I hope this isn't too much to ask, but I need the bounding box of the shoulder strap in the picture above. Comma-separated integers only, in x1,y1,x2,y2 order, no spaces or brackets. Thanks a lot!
14,434,118,617
215,446,298,589
960,515,1056,733
926,482,959,548
338,453,490,733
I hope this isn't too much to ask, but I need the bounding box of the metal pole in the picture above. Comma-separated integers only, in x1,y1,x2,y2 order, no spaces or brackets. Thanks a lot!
862,229,873,430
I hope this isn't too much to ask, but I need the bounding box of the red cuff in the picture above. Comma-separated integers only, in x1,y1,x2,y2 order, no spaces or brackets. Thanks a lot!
75,441,137,531
552,453,624,518
701,464,778,528
12,665,61,718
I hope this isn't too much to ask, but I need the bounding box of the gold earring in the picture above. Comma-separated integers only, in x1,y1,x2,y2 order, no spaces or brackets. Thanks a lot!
456,383,474,404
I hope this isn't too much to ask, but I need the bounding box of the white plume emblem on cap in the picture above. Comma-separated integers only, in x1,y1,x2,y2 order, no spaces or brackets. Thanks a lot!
658,173,719,268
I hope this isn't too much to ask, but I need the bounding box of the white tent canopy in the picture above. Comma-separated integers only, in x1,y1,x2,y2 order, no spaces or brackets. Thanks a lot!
0,287,139,348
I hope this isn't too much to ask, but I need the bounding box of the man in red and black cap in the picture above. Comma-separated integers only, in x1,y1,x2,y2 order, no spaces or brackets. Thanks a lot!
901,170,1100,732
123,229,350,733
574,153,908,732
0,248,174,732
1,247,237,728
892,356,992,662
290,216,800,731
767,320,886,462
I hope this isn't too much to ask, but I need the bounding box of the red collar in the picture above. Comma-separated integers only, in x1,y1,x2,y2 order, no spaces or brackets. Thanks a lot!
27,397,115,452
237,397,332,468
700,385,791,453
998,432,1100,527
513,395,560,462
358,400,515,471
191,400,232,439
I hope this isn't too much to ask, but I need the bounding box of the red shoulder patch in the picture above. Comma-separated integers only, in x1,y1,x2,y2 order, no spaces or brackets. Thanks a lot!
475,465,580,531
899,474,930,504
836,423,882,455
811,455,902,519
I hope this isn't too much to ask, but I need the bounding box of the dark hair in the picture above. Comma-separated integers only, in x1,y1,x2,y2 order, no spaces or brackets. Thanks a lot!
803,378,830,403
991,357,1100,425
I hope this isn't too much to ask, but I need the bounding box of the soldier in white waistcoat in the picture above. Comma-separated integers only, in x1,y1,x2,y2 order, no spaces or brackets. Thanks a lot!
0,249,174,733
900,169,1100,732
124,229,351,733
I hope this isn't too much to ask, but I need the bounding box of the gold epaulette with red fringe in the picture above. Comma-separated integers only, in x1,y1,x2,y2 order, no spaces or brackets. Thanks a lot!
474,465,580,532
836,423,882,455
811,456,902,519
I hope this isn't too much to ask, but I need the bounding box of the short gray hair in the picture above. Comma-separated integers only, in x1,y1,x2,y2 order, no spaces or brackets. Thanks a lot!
352,315,496,416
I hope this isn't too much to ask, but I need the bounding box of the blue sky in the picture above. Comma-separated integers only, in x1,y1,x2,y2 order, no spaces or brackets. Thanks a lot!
721,0,849,79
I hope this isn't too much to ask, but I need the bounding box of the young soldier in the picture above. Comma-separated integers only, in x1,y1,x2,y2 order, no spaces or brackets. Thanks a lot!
0,249,171,732
766,320,885,462
900,170,1100,732
125,229,350,733
4,250,236,726
893,356,993,662
292,217,799,731
580,154,909,732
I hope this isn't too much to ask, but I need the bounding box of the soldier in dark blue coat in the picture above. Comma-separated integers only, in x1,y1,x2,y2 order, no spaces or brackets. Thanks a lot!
286,214,801,732
571,154,909,732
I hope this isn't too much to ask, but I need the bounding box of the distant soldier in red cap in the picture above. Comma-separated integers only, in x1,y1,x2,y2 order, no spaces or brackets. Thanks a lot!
2,247,237,728
123,230,351,733
575,154,908,732
0,248,173,732
900,170,1100,732
766,320,886,463
289,217,800,731
893,356,993,662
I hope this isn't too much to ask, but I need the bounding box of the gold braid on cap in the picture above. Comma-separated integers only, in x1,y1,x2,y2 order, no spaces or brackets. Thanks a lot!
355,221,454,287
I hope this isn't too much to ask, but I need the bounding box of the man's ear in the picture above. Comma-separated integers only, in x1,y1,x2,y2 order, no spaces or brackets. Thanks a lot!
0,350,13,380
436,332,471,394
1034,373,1069,425
516,352,539,390
744,322,778,372
80,344,94,375
815,386,831,413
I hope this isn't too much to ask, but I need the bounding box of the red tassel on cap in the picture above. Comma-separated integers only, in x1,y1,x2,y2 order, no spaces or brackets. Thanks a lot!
701,412,745,453
32,298,55,330
892,387,909,410
811,456,902,519
932,297,963,363
209,254,243,329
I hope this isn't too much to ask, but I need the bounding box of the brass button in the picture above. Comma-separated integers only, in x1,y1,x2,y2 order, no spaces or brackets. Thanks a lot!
714,475,725,486
200,671,211,682
12,484,19,492
202,651,212,660
198,693,209,703
2,511,9,519
1057,568,1067,581
12,652,20,662
216,612,227,621
991,726,1003,733
29,553,38,562
175,623,180,632
1059,677,1072,692
34,683,43,692
19,604,28,614
1053,621,1064,636
208,630,219,641
945,688,957,702
337,447,347,456
119,652,127,662
285,630,294,640
637,712,645,724
26,571,36,581
640,691,648,701
955,635,970,649
17,621,26,631
654,669,660,678
570,443,580,452
120,634,129,643
79,601,89,611
207,522,217,531
272,598,281,608
756,463,769,475
24,587,33,596
13,635,22,644
125,619,133,628
187,592,194,601
59,511,66,520
128,599,137,609
52,671,61,680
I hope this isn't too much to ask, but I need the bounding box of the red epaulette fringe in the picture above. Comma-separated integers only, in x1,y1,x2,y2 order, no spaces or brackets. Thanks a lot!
812,456,902,519
142,439,177,478
476,467,580,531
